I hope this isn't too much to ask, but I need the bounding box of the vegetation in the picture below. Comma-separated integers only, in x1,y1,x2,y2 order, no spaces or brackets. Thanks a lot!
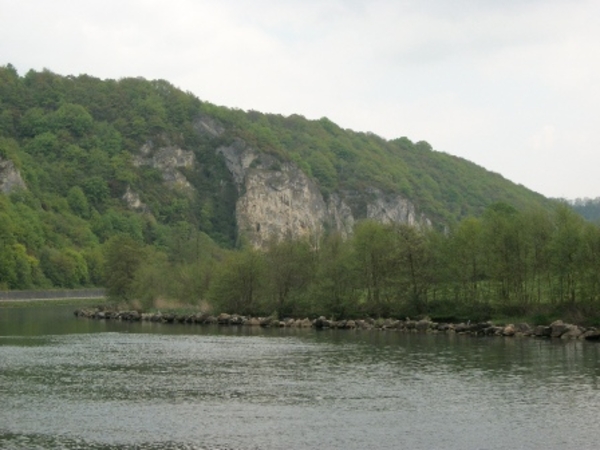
569,197,600,223
2,65,598,324
114,202,600,326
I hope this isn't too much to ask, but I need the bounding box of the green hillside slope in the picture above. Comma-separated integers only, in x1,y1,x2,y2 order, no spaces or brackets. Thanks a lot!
0,65,555,291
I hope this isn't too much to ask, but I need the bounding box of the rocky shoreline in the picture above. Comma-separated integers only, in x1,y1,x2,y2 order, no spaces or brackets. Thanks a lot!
74,307,600,341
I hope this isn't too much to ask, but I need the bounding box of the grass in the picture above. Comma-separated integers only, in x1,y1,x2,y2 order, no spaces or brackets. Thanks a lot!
0,297,108,309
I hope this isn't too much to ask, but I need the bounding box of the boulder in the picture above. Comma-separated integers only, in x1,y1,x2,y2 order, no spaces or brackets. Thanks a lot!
514,323,532,335
300,318,312,328
229,314,244,325
193,313,209,324
436,323,451,332
470,322,492,334
217,313,231,325
204,315,218,324
583,329,600,341
405,320,417,330
502,324,516,336
245,317,261,326
415,319,431,332
560,325,584,339
259,317,272,327
485,326,503,336
454,323,469,333
550,320,569,338
314,316,331,329
533,325,552,337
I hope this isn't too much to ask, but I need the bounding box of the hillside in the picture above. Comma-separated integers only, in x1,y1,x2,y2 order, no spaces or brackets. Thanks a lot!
0,65,555,290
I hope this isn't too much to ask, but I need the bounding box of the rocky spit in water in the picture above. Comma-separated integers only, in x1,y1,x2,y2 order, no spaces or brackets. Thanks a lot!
73,308,600,341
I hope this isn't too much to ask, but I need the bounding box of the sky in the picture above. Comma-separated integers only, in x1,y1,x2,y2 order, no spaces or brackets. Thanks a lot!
1,0,599,199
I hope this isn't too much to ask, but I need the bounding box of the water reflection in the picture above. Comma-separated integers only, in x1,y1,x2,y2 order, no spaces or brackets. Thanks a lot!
1,305,599,449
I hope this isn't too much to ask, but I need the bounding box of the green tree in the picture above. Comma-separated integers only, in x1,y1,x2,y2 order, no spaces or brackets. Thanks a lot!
264,237,315,317
352,221,397,317
309,232,358,318
53,103,94,136
103,234,146,302
82,176,109,209
482,203,527,304
391,224,435,315
208,247,266,315
67,186,90,218
549,204,585,303
447,217,485,304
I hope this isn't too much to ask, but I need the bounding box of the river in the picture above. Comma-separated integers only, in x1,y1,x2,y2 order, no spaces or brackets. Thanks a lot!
1,304,599,449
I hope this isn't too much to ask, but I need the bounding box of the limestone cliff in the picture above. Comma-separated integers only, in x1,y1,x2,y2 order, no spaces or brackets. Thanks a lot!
133,141,196,192
0,157,26,194
131,118,431,247
216,139,429,247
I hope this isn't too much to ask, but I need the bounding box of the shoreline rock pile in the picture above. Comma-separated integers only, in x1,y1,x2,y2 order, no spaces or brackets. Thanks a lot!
73,308,600,341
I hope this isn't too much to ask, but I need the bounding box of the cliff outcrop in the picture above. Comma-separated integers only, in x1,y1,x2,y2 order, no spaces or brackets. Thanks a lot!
215,137,429,247
127,118,431,247
0,157,26,194
133,141,196,192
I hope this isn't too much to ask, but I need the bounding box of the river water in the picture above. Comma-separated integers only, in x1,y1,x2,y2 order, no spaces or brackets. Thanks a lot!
1,305,599,450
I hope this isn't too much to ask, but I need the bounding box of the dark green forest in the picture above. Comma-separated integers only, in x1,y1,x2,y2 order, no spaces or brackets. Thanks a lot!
1,64,598,323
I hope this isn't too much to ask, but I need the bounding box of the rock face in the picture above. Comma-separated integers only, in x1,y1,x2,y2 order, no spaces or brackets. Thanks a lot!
122,186,148,212
218,140,334,247
131,118,431,246
0,157,26,194
216,138,429,247
133,140,196,192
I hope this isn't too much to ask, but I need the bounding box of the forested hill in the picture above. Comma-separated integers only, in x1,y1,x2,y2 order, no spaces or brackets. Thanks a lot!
0,65,554,290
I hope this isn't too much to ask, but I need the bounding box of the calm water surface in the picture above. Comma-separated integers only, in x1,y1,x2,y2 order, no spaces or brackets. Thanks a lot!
1,305,599,449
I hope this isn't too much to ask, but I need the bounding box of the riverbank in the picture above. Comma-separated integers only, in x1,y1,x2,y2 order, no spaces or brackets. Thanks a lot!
0,288,106,304
74,307,600,341
1,297,107,309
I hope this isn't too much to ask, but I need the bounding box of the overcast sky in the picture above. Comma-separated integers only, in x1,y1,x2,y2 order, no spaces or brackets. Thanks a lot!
1,0,599,199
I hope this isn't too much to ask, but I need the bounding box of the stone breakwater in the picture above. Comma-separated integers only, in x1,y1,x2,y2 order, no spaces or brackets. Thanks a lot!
74,308,600,341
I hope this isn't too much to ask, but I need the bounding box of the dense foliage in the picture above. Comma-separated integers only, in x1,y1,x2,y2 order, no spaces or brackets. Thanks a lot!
110,202,600,326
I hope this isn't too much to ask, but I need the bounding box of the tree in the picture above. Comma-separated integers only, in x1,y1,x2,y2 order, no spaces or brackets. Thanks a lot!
103,234,145,302
309,232,358,318
549,204,585,303
208,247,266,315
352,221,397,317
447,217,485,304
481,203,527,304
53,103,93,136
264,237,315,317
67,186,90,218
391,224,435,315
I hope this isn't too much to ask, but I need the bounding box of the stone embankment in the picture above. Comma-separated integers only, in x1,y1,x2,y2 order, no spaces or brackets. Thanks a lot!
74,308,600,341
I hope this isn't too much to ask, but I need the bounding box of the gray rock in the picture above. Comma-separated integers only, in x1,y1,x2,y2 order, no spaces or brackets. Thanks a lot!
415,319,431,332
550,320,569,338
245,317,261,326
217,313,231,324
503,324,516,336
514,323,532,334
533,325,552,337
583,329,600,341
560,325,583,339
